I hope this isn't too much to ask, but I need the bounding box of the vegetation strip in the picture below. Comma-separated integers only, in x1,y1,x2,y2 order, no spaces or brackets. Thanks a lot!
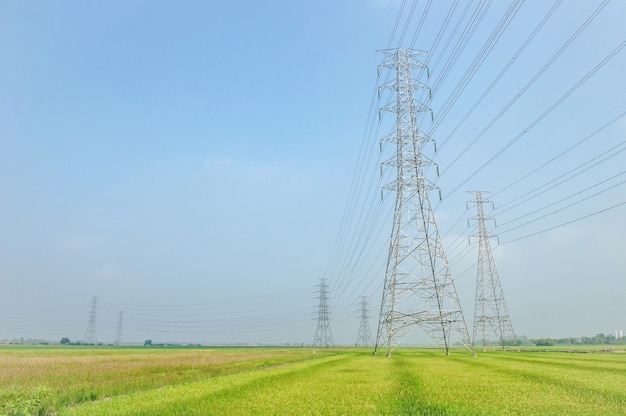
62,354,354,415
2,346,626,415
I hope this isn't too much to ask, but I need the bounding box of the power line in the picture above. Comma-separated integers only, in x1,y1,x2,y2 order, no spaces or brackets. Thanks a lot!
501,201,626,244
440,0,612,181
428,0,525,140
436,0,563,152
492,111,626,199
445,37,626,198
498,170,626,228
497,176,626,235
496,141,626,215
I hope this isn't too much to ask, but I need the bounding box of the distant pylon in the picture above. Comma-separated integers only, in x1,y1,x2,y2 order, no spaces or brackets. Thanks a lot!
374,48,474,357
114,311,123,346
468,191,517,351
355,297,372,347
312,278,335,347
83,296,98,345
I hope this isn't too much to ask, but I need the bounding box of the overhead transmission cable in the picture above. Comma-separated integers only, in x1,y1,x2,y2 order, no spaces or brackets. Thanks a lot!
408,0,433,50
422,0,478,83
445,38,626,198
396,0,419,47
436,0,563,152
496,175,626,236
439,0,612,178
324,0,410,310
495,141,626,214
322,74,382,283
499,171,626,230
415,0,461,78
426,0,524,136
429,0,495,95
500,201,626,244
492,111,626,199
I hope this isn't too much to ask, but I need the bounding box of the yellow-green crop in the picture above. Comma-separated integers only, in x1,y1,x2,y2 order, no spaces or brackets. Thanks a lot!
2,346,625,415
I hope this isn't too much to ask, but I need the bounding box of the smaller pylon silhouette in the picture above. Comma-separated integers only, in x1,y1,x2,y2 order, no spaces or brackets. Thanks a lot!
355,296,372,347
83,296,98,345
114,311,123,346
468,191,517,351
312,278,335,347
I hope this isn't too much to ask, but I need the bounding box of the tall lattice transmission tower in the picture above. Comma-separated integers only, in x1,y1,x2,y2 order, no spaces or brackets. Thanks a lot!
83,296,98,345
312,278,334,347
374,48,473,357
468,191,517,351
114,311,124,346
355,296,373,347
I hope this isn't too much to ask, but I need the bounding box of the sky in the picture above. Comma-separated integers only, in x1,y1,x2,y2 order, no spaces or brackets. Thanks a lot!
1,0,625,346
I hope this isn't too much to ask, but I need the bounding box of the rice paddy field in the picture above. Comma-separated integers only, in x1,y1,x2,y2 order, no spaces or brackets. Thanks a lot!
1,345,625,415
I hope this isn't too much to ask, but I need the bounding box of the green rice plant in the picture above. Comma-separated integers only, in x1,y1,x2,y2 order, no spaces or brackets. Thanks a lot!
0,346,338,413
4,346,626,415
390,349,626,415
0,386,50,416
61,352,395,416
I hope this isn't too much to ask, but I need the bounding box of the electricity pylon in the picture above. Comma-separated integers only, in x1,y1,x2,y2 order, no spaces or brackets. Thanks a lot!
312,278,334,347
114,311,123,346
355,296,372,347
468,191,517,351
374,48,473,357
83,296,98,345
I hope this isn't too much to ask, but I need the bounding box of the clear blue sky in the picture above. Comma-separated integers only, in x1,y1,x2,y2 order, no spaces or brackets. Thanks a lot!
1,0,625,346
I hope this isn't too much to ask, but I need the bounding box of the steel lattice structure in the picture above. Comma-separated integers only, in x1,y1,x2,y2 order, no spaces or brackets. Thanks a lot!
355,296,373,347
374,48,473,357
468,191,517,351
312,278,335,347
114,311,123,346
83,296,98,346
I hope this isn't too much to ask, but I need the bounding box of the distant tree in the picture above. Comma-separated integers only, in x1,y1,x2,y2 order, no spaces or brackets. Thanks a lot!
581,333,615,345
144,339,152,347
534,339,555,347
60,337,70,345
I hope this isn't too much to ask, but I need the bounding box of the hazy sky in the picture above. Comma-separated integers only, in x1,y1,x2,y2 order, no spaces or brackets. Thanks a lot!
1,0,625,346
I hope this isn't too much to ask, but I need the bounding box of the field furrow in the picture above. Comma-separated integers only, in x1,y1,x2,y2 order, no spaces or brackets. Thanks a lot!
2,346,625,415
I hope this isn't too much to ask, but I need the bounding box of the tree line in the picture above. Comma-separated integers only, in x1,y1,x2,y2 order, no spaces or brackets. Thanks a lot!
530,333,625,347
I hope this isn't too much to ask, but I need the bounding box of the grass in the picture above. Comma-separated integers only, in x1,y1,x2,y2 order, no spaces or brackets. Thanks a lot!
62,350,396,415
399,349,626,415
1,345,625,415
0,345,336,414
